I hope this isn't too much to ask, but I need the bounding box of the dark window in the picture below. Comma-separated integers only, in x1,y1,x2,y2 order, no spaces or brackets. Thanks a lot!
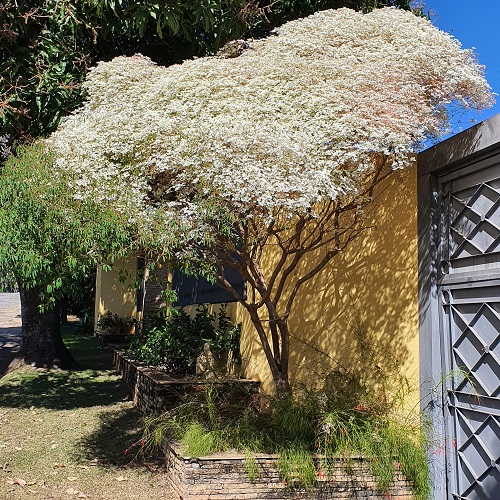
172,268,245,306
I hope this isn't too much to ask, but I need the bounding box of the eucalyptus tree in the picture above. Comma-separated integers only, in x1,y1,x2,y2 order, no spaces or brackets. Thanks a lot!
49,8,492,391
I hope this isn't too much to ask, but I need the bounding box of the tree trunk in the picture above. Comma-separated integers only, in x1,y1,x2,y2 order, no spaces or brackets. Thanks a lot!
58,298,69,324
15,285,79,370
246,305,291,396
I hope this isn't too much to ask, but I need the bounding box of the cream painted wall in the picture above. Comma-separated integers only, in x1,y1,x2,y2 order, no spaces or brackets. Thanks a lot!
94,257,138,331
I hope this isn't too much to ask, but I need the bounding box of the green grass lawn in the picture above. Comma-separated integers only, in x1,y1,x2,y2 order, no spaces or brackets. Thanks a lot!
0,327,174,499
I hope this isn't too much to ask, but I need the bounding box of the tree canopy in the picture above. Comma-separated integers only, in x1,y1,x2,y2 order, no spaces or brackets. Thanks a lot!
50,7,492,226
0,0,422,155
0,143,132,367
48,7,493,391
0,144,130,294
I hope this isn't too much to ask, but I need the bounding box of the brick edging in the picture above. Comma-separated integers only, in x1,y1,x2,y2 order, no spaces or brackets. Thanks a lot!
165,444,415,499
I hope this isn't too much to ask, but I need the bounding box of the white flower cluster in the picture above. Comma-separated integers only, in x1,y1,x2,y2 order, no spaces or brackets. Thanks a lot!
48,7,492,231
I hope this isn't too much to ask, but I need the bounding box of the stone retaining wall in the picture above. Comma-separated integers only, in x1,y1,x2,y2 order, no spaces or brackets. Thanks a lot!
114,351,415,499
165,445,415,500
113,350,259,415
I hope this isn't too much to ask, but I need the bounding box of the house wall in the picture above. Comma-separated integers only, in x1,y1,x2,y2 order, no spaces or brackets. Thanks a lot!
94,257,138,331
95,168,419,403
235,167,419,400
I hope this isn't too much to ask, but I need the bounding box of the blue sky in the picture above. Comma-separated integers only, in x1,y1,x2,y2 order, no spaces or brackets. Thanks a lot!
425,1,500,135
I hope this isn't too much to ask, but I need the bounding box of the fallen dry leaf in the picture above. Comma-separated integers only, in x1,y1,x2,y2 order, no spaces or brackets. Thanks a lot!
53,463,66,469
6,477,27,486
67,477,78,481
66,488,79,495
77,493,87,498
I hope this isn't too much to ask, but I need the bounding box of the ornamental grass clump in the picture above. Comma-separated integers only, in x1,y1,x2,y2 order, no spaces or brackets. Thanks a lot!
141,374,430,498
48,7,493,395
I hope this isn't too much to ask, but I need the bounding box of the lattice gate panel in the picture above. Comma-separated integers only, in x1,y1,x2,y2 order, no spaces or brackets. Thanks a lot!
439,170,500,499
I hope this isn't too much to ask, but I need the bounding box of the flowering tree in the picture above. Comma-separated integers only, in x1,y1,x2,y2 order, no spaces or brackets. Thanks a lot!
49,8,493,392
0,0,414,153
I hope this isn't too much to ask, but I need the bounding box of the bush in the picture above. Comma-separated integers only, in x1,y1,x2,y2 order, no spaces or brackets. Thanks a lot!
141,376,430,499
129,304,241,375
97,311,136,333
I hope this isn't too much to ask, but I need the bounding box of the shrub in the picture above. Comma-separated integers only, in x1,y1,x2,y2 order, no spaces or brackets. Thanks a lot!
97,311,136,333
129,304,241,375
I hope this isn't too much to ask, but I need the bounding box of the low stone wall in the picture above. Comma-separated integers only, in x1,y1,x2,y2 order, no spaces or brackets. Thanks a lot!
114,351,415,499
165,445,415,500
113,350,260,416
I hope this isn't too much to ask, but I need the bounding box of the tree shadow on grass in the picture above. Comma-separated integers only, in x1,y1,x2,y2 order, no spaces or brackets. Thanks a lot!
62,327,119,371
74,406,159,469
0,330,131,409
0,368,129,409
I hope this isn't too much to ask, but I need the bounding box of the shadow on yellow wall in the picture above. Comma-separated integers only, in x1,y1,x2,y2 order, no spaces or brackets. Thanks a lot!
238,168,419,400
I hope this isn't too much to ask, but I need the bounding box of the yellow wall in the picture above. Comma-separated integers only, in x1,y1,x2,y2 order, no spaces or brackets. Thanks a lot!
94,169,419,405
236,168,419,401
94,257,138,331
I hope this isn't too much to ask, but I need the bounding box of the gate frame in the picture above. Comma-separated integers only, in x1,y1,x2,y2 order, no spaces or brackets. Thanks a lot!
418,114,500,500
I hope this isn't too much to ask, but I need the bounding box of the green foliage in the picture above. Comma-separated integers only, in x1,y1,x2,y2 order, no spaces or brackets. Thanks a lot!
0,143,131,301
181,421,220,457
142,382,262,453
278,443,317,489
244,449,259,481
0,269,17,292
0,0,260,144
62,269,97,327
129,304,241,374
97,311,136,333
141,377,430,498
317,409,430,496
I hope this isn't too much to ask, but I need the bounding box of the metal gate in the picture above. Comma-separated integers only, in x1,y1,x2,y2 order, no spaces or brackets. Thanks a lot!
438,164,500,499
